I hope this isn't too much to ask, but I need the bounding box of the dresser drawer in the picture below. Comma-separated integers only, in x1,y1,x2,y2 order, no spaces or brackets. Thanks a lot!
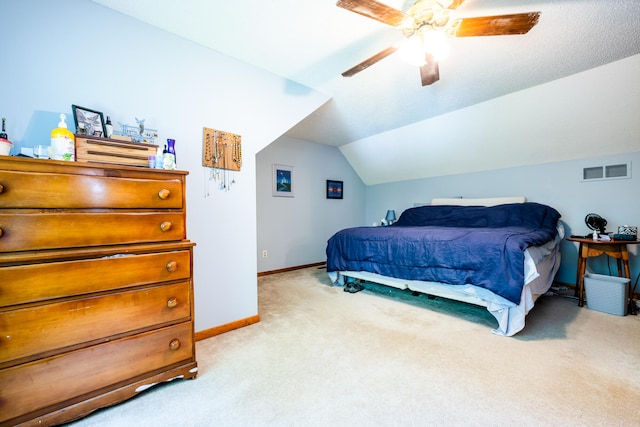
0,212,185,252
0,170,183,209
0,322,194,424
0,250,191,306
0,282,191,365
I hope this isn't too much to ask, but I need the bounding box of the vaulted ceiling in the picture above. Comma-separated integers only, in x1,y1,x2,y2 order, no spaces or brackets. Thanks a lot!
93,0,639,153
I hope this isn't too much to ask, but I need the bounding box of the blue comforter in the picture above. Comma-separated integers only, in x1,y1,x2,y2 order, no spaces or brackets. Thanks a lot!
326,203,561,304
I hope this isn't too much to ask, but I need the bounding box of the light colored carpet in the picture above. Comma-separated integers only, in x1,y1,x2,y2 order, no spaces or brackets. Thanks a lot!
70,266,640,426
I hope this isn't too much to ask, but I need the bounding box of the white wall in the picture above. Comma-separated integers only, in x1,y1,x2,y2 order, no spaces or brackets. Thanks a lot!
354,57,640,290
4,1,639,332
1,0,329,332
256,136,365,272
365,151,640,287
341,55,640,185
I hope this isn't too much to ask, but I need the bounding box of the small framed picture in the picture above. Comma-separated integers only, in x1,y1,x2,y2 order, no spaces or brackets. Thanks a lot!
326,180,343,199
273,164,294,197
72,104,107,137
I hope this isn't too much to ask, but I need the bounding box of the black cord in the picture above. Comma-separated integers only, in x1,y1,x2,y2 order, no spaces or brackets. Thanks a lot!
631,271,640,296
629,271,639,315
604,256,639,291
605,257,638,315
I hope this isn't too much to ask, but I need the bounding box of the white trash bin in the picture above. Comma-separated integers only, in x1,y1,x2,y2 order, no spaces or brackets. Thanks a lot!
584,273,630,316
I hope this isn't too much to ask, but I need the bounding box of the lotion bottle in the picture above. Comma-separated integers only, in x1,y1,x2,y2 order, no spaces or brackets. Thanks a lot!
105,116,113,138
155,146,164,169
51,114,75,161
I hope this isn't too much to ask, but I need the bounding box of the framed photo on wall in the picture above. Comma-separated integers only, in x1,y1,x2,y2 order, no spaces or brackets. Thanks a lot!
71,104,107,137
273,164,294,197
326,180,343,199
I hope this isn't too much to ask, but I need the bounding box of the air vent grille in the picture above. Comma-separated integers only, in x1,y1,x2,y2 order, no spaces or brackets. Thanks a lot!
582,162,630,181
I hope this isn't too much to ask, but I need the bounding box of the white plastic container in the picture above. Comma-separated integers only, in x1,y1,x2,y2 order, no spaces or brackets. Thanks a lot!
584,273,629,316
0,138,11,156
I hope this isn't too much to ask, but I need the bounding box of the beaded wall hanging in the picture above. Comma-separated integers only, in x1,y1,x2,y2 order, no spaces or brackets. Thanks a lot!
202,127,242,193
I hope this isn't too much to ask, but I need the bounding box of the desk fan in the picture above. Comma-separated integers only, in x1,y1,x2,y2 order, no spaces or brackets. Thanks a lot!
585,213,607,234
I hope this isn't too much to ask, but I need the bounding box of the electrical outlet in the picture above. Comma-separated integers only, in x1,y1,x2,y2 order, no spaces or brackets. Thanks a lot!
262,250,268,258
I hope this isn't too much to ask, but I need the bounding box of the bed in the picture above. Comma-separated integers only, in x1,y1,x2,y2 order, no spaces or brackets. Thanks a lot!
326,197,564,336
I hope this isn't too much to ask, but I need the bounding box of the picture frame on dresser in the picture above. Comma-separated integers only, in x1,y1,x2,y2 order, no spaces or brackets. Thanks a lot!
72,104,107,137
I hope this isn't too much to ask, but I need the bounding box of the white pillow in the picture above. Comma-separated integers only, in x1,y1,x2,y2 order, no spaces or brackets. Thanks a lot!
430,196,526,207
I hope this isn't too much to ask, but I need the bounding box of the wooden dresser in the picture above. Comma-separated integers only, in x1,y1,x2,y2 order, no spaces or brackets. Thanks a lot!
0,157,197,426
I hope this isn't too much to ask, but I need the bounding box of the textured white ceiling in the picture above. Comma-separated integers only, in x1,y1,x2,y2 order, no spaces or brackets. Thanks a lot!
92,0,640,149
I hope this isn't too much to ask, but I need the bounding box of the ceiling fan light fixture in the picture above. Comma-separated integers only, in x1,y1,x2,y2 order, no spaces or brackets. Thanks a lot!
398,35,427,66
408,0,451,27
421,28,449,60
399,26,449,66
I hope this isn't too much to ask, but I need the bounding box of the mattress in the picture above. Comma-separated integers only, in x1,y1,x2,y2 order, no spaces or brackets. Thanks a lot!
328,227,562,336
326,198,563,336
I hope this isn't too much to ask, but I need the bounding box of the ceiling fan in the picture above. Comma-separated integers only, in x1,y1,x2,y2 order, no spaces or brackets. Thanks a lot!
337,0,541,86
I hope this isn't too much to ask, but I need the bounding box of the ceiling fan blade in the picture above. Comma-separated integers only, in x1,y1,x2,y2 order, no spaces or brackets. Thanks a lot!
447,0,466,9
448,12,541,37
336,0,410,27
342,45,399,77
419,54,440,86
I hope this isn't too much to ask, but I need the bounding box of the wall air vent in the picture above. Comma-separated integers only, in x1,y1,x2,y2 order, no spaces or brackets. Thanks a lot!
582,162,631,181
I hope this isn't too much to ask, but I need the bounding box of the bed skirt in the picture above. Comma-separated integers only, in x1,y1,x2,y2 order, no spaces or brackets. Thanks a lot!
328,248,561,336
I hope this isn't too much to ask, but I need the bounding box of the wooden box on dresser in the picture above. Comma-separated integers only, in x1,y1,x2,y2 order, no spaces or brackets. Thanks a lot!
0,157,197,426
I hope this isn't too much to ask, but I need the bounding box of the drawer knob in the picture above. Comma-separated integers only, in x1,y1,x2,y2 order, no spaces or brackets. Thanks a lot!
0,183,4,193
167,297,178,308
158,189,171,200
0,228,3,238
166,261,177,272
169,339,181,351
160,221,172,232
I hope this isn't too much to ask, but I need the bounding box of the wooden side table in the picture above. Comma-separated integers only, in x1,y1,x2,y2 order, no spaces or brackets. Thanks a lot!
566,237,640,307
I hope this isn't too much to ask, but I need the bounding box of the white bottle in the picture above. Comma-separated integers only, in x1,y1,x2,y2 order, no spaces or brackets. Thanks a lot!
155,146,163,169
592,229,598,240
51,114,75,161
105,116,113,138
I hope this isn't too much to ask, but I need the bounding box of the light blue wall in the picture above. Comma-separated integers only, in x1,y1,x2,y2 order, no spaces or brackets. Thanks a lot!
1,0,329,332
340,55,640,185
256,136,365,272
365,151,640,286
3,1,638,331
